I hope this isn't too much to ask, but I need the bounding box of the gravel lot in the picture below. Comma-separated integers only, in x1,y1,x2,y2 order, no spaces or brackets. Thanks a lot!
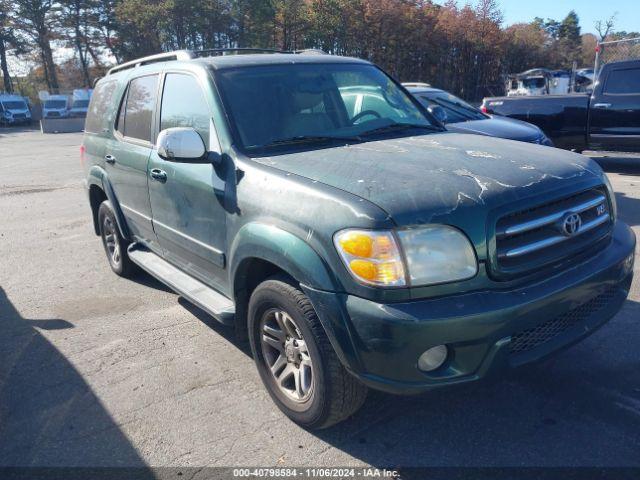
1,128,639,469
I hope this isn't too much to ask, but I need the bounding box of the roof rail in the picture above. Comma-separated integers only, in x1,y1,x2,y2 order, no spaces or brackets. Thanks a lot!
105,47,332,76
294,49,327,55
192,48,289,58
107,50,195,76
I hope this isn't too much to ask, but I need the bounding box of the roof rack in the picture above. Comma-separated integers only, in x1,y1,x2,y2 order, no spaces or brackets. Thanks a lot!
293,49,327,55
107,50,195,75
106,48,332,76
191,48,290,57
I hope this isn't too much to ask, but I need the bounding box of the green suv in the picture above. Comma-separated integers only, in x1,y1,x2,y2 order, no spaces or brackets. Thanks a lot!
82,49,635,428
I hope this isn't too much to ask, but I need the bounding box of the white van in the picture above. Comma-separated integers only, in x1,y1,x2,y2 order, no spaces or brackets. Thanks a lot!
42,95,71,119
69,89,93,117
0,94,32,125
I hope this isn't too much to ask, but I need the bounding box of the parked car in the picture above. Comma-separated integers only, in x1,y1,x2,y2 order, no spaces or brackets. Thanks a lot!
481,60,640,152
42,95,70,118
0,94,32,126
83,50,635,429
404,84,553,145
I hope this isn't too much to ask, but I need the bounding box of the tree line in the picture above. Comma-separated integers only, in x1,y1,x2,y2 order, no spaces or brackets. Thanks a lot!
0,0,632,102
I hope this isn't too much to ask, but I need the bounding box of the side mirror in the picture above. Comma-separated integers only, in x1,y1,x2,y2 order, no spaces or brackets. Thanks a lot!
428,105,448,124
157,127,208,163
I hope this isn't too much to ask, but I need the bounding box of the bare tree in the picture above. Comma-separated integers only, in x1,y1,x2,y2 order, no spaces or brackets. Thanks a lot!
595,13,617,42
60,0,97,87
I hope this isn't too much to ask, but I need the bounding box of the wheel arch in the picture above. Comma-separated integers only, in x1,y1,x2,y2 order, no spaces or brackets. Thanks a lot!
229,223,362,374
87,165,131,240
229,223,338,299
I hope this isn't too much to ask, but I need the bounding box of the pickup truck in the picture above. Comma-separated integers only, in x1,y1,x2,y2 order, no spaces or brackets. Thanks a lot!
481,60,640,152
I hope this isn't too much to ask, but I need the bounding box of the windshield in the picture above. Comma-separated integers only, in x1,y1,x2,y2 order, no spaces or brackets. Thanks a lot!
215,63,438,153
522,77,546,89
45,100,66,109
417,92,486,123
72,100,89,108
2,101,27,110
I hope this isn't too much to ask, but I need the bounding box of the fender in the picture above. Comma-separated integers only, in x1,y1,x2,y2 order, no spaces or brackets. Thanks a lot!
229,222,338,293
229,223,364,372
88,165,131,240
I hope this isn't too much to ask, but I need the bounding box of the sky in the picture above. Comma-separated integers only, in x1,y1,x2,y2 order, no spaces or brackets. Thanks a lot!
481,0,638,35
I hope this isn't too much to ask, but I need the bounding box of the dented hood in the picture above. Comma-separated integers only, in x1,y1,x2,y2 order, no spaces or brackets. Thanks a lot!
254,132,603,228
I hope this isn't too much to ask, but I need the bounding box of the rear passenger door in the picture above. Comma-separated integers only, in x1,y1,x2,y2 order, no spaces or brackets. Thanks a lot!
147,71,228,293
589,65,640,151
105,73,160,248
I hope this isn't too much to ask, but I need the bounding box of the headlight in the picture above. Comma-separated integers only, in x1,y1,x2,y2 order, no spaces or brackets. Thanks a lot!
602,173,617,220
334,225,478,288
397,226,477,286
3,111,11,118
334,229,406,286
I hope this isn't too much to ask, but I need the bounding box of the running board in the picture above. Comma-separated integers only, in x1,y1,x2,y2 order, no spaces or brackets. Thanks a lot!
128,244,235,326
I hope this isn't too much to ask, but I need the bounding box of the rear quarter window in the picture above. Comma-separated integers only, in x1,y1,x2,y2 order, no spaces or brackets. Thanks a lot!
604,68,640,94
85,80,118,134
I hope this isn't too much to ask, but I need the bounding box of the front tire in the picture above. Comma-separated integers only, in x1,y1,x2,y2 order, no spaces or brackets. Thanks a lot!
98,201,135,277
248,276,367,429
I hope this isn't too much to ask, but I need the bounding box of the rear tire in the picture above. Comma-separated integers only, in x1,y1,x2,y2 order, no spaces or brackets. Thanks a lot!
248,276,367,429
98,201,135,277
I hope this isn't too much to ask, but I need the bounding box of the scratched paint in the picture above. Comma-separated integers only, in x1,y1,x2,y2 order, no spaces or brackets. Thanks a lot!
253,132,603,226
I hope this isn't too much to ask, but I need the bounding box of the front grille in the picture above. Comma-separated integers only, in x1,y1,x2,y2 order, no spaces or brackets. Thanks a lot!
13,113,26,119
47,111,60,117
494,187,612,275
510,286,618,354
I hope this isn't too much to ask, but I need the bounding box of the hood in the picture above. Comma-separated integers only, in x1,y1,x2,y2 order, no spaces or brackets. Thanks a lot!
446,116,542,142
253,133,603,231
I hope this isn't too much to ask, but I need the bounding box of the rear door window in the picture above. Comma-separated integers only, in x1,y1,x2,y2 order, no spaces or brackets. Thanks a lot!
604,68,640,94
160,73,210,147
120,74,159,142
85,80,118,134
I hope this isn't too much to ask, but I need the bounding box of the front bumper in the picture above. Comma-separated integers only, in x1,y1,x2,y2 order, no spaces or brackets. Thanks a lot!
304,221,635,394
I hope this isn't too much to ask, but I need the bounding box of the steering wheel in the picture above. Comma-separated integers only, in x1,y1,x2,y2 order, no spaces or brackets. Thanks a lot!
351,109,381,125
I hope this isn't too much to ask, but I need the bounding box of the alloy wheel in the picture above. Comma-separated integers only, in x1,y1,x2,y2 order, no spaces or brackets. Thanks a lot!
260,309,314,402
102,216,120,266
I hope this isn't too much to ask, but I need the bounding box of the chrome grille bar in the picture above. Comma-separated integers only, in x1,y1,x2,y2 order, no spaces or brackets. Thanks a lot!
499,214,609,258
499,194,606,237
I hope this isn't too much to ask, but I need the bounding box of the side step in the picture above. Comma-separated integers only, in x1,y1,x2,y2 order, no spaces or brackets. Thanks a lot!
128,244,235,326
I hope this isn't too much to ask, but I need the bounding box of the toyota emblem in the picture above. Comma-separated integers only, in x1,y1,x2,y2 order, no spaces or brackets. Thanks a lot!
561,213,582,236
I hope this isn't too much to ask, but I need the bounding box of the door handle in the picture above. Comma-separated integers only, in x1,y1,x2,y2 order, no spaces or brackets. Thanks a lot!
150,168,167,183
104,154,116,164
593,103,612,109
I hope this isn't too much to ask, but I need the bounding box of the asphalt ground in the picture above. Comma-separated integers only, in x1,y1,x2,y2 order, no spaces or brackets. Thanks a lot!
1,128,639,471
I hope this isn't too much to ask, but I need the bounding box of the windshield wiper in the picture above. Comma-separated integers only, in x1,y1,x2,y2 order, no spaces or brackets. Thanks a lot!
257,134,362,148
359,123,441,137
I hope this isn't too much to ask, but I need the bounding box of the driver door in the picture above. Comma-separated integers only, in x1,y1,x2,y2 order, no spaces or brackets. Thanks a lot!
147,71,228,293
